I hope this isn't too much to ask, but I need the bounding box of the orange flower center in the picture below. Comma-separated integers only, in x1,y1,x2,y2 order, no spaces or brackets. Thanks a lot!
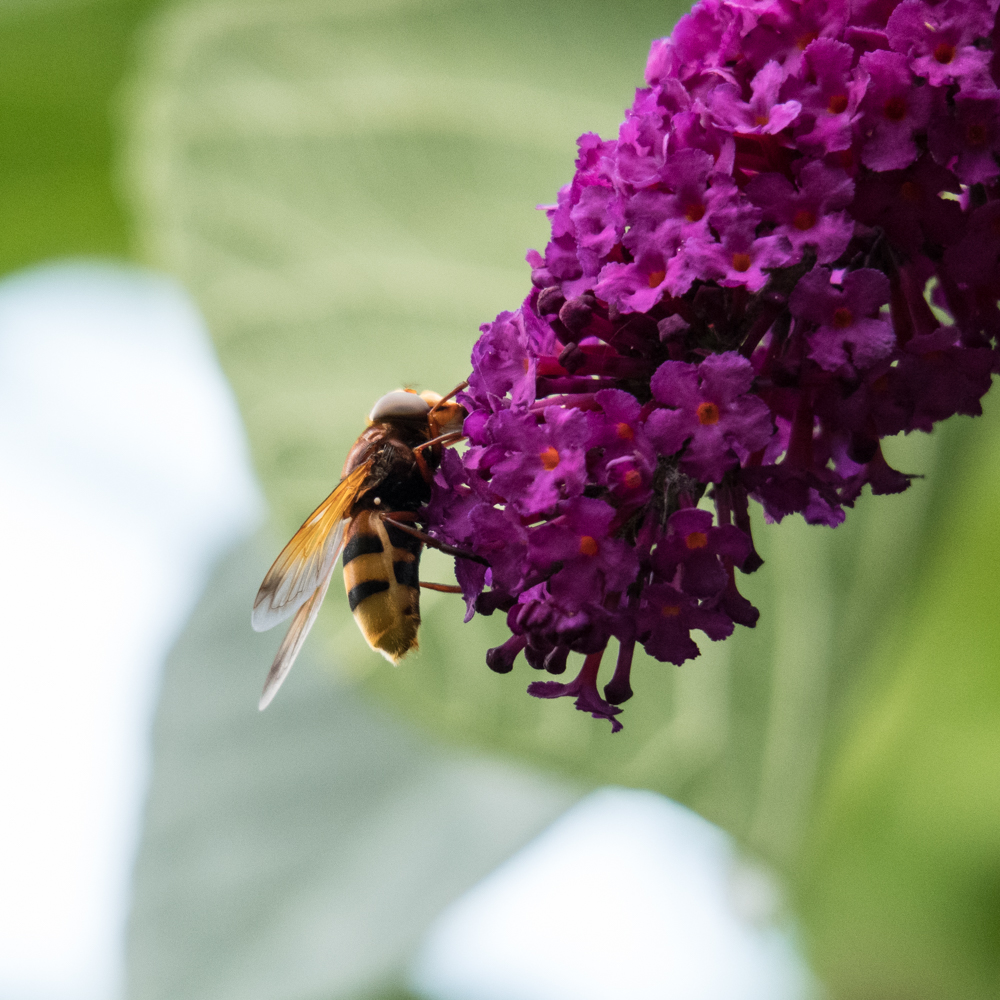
616,421,634,440
661,604,682,617
579,535,599,556
755,113,770,127
623,469,643,489
832,306,854,329
539,446,560,470
933,41,956,64
796,31,817,49
648,269,666,288
793,208,816,231
827,93,848,114
697,401,720,425
731,252,752,272
900,180,921,202
684,201,705,222
685,531,709,550
967,123,988,147
883,96,907,121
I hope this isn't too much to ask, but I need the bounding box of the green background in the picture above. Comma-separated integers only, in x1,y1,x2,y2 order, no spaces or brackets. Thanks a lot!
6,0,1000,996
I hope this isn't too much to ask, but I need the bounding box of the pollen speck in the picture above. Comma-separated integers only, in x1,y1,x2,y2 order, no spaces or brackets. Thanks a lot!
731,252,752,272
623,469,643,489
616,422,634,440
685,531,708,549
648,270,666,288
579,535,599,556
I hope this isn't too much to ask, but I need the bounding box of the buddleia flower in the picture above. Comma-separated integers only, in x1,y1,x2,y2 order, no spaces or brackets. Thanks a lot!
425,0,1000,730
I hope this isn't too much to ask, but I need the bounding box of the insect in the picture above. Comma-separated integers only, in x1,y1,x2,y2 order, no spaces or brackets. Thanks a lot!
251,384,483,710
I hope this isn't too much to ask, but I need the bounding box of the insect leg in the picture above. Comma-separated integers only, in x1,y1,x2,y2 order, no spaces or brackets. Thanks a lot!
413,431,465,483
414,431,465,454
420,582,464,593
413,449,433,484
380,512,489,565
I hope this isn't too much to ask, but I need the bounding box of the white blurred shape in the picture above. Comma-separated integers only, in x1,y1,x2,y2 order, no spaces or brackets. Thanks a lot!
0,262,262,1000
410,787,818,1000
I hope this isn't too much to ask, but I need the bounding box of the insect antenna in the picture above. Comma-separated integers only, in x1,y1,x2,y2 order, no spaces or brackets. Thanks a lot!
426,380,468,418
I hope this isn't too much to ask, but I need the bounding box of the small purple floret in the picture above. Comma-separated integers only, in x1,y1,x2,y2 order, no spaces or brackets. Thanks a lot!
647,352,774,482
790,267,895,372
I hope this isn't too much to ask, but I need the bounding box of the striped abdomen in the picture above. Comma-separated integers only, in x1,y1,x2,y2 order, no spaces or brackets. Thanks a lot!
341,510,422,662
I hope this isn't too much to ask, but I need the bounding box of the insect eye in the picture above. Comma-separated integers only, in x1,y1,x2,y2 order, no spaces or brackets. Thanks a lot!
369,390,431,422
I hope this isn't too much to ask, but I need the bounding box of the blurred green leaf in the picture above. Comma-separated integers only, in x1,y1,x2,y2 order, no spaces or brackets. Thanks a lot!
129,0,948,844
123,1,1000,993
124,0,687,527
122,0,939,840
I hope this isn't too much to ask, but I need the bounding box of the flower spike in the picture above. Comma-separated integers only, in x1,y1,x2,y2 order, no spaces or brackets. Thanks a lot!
426,0,1000,731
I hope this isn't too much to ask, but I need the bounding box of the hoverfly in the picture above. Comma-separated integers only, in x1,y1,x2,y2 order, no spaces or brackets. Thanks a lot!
251,384,482,709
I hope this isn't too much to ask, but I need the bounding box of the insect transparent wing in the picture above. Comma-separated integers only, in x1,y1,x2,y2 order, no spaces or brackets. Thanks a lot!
258,561,336,710
251,462,369,632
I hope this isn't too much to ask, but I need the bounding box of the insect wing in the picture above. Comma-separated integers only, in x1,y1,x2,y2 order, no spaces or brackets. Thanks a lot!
258,560,336,710
252,462,370,632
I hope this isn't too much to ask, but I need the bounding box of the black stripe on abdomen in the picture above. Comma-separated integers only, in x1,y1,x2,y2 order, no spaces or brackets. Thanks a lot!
342,533,384,565
348,578,390,611
393,560,419,589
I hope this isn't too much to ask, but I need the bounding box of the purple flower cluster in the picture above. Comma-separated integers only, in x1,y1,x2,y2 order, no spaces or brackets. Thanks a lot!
427,0,1000,731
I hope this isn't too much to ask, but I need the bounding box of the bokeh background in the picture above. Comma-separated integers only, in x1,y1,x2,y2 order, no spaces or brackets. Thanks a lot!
2,1,1000,998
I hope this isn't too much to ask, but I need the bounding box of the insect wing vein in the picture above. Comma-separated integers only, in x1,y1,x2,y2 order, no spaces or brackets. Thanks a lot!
258,561,336,710
251,462,369,631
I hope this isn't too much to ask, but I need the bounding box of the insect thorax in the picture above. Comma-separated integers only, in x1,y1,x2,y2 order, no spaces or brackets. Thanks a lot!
345,421,433,516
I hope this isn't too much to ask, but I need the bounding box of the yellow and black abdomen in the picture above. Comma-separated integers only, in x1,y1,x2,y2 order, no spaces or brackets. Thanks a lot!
341,509,422,662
